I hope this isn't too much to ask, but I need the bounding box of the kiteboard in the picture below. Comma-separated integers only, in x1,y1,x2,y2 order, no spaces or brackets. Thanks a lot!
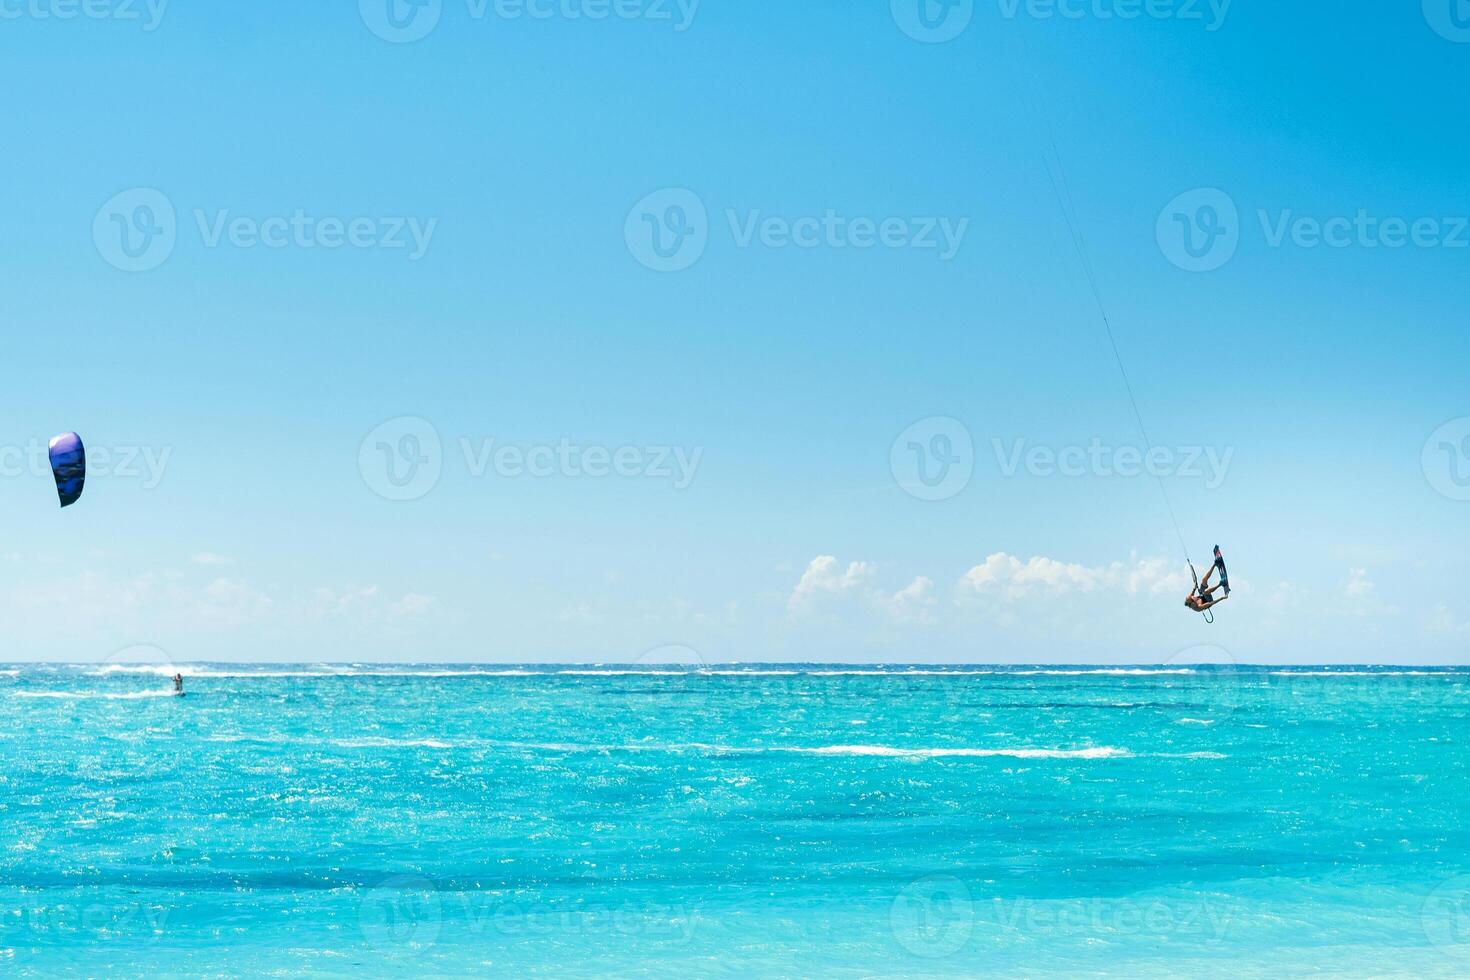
1213,545,1229,598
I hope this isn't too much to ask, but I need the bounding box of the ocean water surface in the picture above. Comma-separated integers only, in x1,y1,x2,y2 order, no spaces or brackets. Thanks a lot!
4,663,1470,977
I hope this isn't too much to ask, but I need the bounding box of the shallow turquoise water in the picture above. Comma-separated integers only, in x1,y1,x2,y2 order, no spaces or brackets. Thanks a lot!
4,664,1470,977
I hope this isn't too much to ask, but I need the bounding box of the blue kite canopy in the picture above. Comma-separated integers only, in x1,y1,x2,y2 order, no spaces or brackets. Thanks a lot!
48,432,85,507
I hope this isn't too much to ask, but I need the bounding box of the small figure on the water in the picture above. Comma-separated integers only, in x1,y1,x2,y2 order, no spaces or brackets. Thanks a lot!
173,673,184,695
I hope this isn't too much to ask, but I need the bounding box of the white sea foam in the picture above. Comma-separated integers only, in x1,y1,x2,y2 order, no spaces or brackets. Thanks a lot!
700,670,803,676
491,740,1130,760
557,670,683,676
1177,718,1216,726
207,734,292,744
87,665,543,678
1009,669,1199,676
808,668,1197,676
780,744,1130,759
370,669,539,677
88,664,184,677
44,665,1250,681
295,736,1132,760
332,737,455,749
14,689,179,701
1265,671,1451,677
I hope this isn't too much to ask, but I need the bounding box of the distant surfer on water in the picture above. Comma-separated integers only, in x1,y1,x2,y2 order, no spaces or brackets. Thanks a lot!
173,673,184,695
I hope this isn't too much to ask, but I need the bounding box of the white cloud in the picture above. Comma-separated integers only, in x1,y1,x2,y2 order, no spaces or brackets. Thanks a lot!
881,576,937,623
554,602,603,624
788,557,936,625
4,561,434,634
788,556,877,613
191,552,234,566
196,576,274,627
956,552,1186,602
388,593,435,618
1340,568,1397,617
1425,604,1470,637
1344,567,1374,599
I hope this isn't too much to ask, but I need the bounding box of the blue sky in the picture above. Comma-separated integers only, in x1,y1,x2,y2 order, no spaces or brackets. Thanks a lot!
1,1,1466,663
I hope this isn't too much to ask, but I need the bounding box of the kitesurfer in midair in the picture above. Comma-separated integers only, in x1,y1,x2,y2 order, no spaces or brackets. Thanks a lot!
1184,574,1225,612
1185,546,1230,613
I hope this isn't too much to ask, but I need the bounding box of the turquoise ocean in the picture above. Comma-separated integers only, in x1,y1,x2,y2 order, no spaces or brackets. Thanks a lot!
4,663,1470,978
